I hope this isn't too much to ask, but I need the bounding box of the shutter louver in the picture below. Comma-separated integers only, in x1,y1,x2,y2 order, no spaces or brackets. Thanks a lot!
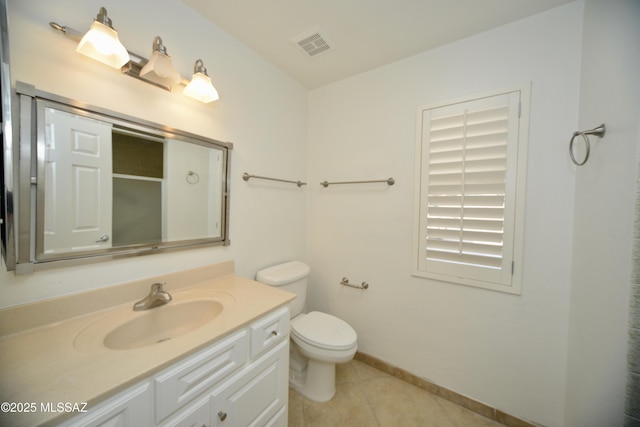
414,90,523,289
426,105,508,271
414,87,527,293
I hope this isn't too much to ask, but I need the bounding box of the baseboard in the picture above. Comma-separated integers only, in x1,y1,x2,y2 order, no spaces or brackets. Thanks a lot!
354,352,540,427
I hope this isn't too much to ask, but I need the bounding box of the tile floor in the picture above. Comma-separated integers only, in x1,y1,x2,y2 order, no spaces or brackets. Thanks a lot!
287,359,504,427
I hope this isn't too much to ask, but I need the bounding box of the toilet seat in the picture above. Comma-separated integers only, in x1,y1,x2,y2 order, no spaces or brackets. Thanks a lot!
291,311,357,351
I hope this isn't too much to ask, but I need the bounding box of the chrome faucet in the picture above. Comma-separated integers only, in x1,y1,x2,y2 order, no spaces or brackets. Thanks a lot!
133,282,172,311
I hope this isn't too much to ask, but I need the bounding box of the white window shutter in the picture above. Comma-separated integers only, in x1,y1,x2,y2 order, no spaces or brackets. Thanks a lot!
414,89,526,293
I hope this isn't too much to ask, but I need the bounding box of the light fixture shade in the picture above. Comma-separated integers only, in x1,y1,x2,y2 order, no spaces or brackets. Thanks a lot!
139,37,182,88
183,59,219,103
76,7,129,69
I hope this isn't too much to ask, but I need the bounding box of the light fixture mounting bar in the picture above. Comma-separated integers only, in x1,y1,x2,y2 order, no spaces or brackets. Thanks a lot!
49,21,175,91
121,52,171,91
49,22,83,41
48,17,215,103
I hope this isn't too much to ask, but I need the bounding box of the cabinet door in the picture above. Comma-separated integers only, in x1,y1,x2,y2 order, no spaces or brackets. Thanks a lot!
160,395,210,427
59,383,151,427
264,406,287,427
212,340,288,427
155,330,247,423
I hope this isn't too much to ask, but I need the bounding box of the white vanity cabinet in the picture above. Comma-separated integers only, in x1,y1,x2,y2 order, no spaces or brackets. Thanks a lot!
59,306,290,427
59,383,152,427
210,340,288,427
155,330,249,423
160,395,210,427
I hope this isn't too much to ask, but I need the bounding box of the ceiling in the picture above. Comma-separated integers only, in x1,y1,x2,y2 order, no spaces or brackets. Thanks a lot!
181,0,574,89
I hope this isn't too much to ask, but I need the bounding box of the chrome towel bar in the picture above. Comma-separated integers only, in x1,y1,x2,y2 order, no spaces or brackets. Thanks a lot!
321,177,395,187
569,124,606,166
242,172,306,187
340,277,369,290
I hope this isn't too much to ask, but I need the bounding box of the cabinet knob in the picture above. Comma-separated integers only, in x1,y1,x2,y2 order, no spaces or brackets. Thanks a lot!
218,411,228,421
270,330,278,337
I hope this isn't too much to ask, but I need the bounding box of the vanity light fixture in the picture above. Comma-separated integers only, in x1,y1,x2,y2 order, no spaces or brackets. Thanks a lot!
76,7,129,69
49,7,219,104
139,36,182,88
183,59,219,104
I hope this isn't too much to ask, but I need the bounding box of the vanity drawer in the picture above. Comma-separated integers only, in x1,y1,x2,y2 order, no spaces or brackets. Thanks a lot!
154,329,247,423
249,306,289,359
212,340,288,427
159,395,210,427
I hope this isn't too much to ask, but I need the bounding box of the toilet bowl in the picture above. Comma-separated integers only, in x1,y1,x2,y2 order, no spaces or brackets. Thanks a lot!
290,311,358,401
256,262,358,402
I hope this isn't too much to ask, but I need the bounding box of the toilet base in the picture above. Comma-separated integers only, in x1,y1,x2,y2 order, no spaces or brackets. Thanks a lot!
298,359,336,402
289,342,339,402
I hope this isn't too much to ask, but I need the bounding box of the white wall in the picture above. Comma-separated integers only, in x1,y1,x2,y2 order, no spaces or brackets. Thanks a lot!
307,3,582,426
0,0,308,307
565,0,640,425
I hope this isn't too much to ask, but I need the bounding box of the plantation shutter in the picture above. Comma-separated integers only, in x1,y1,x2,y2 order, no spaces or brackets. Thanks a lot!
415,91,522,290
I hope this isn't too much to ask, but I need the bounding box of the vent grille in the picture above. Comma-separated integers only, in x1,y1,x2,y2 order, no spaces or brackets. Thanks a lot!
291,26,333,57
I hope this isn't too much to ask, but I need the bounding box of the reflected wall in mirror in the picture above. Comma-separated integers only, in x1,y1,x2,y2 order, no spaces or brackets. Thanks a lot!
5,83,231,273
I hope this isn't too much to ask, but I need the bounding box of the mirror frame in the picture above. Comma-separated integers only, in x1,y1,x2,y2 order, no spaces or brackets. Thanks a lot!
0,0,14,271
6,82,232,274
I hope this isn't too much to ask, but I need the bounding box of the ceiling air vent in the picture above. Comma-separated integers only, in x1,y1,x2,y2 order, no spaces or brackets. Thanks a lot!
291,26,333,57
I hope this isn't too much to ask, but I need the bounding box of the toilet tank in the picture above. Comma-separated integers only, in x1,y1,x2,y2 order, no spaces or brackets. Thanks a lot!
256,261,310,317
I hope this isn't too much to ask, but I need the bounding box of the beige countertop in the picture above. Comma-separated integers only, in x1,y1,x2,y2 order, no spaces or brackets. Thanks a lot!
0,261,295,427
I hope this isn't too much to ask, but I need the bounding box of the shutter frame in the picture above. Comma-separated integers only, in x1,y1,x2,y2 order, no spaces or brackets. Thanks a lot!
412,86,529,294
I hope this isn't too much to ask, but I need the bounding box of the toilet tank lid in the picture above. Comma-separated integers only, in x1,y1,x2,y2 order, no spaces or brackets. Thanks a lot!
256,261,310,286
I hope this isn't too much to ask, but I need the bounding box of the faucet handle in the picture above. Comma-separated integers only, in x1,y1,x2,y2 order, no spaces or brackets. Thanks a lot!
151,281,167,291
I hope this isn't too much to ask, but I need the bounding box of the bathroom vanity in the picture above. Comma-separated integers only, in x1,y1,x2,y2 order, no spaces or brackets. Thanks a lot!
0,261,295,427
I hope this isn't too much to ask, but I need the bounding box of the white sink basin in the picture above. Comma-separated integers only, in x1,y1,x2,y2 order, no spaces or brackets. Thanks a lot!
104,300,223,350
74,290,235,352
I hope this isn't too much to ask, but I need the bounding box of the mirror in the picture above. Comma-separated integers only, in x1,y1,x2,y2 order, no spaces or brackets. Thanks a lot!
5,83,231,273
0,0,13,270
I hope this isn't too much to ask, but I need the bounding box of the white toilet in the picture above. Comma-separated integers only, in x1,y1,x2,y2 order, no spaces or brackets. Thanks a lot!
256,261,357,402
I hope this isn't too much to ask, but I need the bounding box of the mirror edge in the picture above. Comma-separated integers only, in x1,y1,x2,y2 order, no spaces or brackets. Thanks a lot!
0,0,17,272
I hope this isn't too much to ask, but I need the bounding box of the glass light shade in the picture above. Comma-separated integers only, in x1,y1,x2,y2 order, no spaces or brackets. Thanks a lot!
140,51,182,87
76,20,129,69
184,72,219,103
139,37,182,88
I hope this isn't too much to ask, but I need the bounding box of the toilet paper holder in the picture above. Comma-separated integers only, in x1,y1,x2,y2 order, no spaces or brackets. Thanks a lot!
340,277,369,290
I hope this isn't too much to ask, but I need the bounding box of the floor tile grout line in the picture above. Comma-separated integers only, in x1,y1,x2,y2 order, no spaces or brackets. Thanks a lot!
352,375,383,427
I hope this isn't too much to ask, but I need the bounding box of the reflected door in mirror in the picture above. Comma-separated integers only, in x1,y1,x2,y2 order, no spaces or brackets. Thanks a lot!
44,108,112,254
